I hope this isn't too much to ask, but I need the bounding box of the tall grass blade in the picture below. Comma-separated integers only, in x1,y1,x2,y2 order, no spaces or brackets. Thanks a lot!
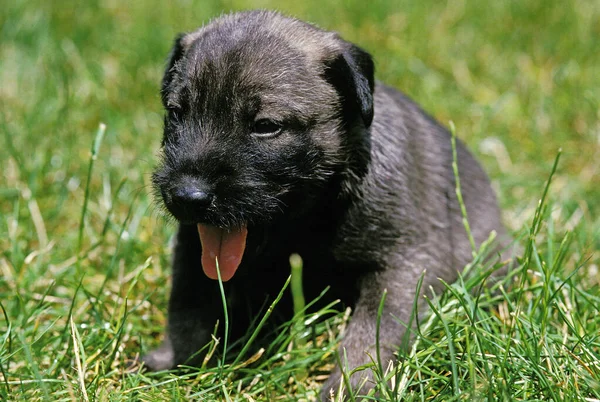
77,123,106,253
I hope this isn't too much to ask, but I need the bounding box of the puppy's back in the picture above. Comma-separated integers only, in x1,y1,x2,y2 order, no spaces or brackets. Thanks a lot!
335,83,507,277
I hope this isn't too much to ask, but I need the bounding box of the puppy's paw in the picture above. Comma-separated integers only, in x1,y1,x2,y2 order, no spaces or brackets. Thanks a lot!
320,371,342,401
320,367,376,401
141,341,175,371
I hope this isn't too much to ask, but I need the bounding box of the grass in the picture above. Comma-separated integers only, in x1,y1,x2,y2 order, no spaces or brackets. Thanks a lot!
1,0,599,400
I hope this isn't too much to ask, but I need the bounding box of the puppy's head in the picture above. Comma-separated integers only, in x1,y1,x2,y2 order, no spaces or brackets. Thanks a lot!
152,10,374,280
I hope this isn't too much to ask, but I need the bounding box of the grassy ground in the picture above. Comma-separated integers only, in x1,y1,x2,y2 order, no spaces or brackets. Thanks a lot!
1,0,599,400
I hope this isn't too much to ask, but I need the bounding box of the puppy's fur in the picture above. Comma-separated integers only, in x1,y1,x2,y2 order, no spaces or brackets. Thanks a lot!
147,10,508,399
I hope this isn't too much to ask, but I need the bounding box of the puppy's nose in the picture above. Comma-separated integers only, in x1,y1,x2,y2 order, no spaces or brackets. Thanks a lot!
172,186,214,207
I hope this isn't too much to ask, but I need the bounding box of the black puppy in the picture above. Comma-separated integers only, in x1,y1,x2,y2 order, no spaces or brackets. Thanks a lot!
146,10,508,399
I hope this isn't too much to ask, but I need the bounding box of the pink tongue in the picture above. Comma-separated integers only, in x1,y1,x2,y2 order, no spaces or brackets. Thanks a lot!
197,224,248,282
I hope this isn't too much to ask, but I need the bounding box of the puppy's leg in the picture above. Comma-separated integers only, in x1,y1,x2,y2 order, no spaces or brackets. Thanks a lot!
142,223,221,370
321,252,452,399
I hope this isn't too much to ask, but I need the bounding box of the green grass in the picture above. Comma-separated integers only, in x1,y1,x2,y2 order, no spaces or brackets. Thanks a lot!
1,0,599,400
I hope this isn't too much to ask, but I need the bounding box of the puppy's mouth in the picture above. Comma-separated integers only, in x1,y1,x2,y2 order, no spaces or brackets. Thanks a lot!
197,223,248,282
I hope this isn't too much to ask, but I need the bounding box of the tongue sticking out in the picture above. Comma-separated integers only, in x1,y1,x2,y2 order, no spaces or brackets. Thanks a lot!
197,224,248,282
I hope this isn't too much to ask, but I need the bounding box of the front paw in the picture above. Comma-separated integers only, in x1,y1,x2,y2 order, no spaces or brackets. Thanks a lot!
320,371,343,401
141,339,175,371
320,366,376,401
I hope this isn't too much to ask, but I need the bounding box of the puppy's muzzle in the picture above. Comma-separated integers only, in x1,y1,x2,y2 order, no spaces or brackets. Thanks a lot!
171,186,213,208
163,176,215,223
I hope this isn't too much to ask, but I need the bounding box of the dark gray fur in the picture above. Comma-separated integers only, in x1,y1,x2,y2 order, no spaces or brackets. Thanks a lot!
146,10,508,399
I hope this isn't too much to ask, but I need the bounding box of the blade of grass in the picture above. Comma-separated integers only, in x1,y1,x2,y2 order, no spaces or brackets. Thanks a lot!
231,276,291,368
336,348,356,402
375,288,391,399
17,331,50,400
215,257,229,371
290,253,305,319
77,122,106,253
450,121,477,257
425,295,460,396
0,300,11,397
70,316,90,402
98,194,139,295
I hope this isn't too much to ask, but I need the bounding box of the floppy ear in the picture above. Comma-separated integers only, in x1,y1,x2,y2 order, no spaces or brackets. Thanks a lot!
161,33,187,108
324,43,375,128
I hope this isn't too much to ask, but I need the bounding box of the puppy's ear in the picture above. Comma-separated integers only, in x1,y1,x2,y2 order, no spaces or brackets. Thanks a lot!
161,33,186,107
325,43,375,128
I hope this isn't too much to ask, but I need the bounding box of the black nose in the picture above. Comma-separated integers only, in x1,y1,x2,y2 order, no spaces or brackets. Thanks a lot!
171,186,214,207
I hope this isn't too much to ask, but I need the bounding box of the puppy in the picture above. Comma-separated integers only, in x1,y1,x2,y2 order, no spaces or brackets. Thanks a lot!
146,10,508,399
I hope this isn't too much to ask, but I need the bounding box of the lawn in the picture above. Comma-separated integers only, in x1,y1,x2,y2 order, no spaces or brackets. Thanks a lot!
1,0,599,400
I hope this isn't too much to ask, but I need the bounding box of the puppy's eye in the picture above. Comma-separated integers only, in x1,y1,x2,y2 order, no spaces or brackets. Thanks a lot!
252,119,282,138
